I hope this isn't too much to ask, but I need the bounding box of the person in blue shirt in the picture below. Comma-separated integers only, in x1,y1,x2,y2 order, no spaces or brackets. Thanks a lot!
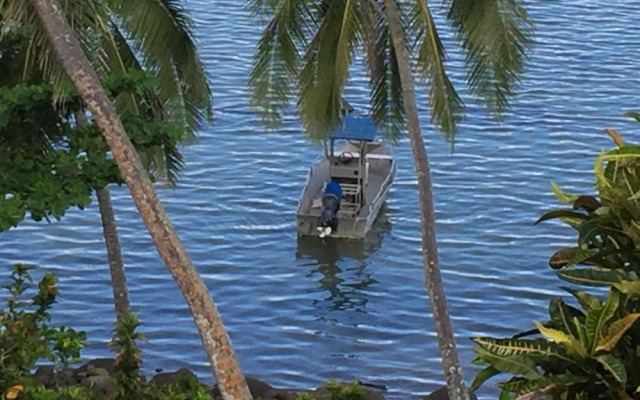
324,180,343,199
318,180,342,237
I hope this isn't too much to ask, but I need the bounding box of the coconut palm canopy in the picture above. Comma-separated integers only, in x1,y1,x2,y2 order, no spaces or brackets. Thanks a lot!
0,0,213,183
248,0,533,142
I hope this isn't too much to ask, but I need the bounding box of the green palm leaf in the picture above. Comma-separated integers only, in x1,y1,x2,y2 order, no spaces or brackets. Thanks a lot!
445,0,533,115
111,0,212,131
298,0,363,139
361,1,404,142
101,3,211,183
248,0,310,128
406,0,462,140
0,0,111,100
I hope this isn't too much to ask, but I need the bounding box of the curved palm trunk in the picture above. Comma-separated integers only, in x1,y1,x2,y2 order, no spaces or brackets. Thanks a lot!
76,111,130,319
384,1,469,399
32,1,252,398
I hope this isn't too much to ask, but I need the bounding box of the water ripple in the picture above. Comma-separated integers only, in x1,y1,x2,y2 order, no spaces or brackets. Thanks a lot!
1,0,639,399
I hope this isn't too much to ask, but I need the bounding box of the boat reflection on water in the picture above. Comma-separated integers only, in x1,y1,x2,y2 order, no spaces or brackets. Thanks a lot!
295,206,393,318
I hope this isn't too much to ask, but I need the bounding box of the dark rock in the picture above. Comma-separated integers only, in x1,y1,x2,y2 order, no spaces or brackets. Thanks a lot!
75,358,116,376
39,368,79,387
423,386,478,400
150,367,197,387
211,376,297,400
357,379,387,392
33,365,55,386
80,375,115,400
246,376,276,397
87,365,110,377
305,382,386,400
260,389,297,400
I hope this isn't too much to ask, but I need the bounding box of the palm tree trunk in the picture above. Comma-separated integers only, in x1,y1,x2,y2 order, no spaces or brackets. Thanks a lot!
96,187,130,317
32,1,252,398
384,1,469,399
76,111,130,319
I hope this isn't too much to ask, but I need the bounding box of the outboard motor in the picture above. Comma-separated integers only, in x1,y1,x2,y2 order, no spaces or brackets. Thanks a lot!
317,181,342,238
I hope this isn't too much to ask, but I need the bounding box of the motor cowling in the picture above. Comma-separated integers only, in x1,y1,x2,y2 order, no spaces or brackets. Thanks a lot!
318,181,342,237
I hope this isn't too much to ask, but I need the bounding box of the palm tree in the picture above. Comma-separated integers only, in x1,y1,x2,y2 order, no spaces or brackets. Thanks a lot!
248,1,532,399
79,0,213,320
2,0,212,321
4,0,252,398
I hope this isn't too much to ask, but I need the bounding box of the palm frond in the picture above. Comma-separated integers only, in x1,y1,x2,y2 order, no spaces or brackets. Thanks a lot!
246,0,279,17
361,0,404,142
111,0,212,132
94,23,144,118
446,0,533,115
248,0,312,128
297,0,363,139
406,0,463,141
141,142,185,186
101,24,190,181
1,0,111,102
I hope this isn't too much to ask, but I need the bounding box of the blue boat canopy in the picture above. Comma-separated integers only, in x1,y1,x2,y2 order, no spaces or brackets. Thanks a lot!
330,116,377,142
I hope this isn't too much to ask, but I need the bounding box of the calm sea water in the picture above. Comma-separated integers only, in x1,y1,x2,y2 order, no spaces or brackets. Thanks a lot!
2,1,640,399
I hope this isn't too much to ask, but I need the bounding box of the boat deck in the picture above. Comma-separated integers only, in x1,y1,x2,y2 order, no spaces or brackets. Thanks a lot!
305,156,392,220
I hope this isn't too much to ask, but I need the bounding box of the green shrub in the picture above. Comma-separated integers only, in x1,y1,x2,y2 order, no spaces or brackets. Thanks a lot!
0,265,215,400
110,311,213,400
0,264,87,392
470,128,640,399
296,379,366,400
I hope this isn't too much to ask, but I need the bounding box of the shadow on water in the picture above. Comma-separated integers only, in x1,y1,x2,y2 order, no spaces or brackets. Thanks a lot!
295,206,393,319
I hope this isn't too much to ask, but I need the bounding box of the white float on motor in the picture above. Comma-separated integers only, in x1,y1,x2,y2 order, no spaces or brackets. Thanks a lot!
317,226,332,238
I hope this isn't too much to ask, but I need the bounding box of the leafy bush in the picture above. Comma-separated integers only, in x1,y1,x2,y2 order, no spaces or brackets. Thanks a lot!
471,128,640,399
110,311,212,400
296,379,367,400
0,265,216,400
0,264,87,391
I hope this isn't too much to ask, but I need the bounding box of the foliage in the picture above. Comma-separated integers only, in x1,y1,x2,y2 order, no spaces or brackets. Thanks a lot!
535,136,640,274
17,384,96,400
470,126,640,399
153,374,211,400
0,37,184,233
110,312,212,400
110,312,147,400
247,0,533,141
0,264,87,392
295,380,367,400
0,8,213,231
0,265,213,400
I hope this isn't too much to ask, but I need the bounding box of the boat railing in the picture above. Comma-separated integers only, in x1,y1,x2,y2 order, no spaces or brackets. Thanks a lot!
368,158,396,211
296,167,314,213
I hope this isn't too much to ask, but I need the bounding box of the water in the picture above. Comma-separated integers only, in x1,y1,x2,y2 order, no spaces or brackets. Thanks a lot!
2,1,640,398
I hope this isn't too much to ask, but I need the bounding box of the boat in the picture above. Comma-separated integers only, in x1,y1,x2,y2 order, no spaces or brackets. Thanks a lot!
296,114,397,239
